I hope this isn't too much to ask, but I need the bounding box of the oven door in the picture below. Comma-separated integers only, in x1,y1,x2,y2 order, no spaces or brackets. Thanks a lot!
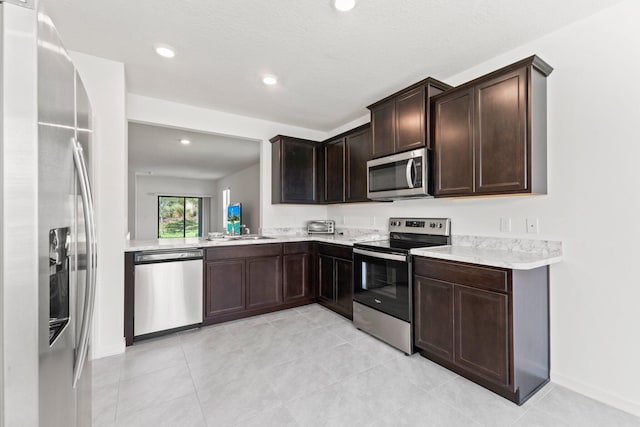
353,248,410,322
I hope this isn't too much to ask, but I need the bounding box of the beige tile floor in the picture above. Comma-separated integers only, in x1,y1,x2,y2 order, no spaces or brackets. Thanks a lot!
92,304,640,427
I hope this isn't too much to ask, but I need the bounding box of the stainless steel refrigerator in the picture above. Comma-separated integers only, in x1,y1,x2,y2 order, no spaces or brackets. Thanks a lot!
1,1,97,426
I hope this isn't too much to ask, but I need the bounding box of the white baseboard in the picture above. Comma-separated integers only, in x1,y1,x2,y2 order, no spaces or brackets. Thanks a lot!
89,338,126,361
551,370,640,417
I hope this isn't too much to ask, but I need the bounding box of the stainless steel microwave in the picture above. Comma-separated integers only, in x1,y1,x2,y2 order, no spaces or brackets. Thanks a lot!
367,148,430,200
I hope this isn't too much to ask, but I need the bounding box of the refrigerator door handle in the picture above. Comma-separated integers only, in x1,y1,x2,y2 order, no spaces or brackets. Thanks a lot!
71,137,97,388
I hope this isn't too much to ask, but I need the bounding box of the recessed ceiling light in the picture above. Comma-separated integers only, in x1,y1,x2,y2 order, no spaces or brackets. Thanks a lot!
180,139,191,145
333,0,356,12
155,45,176,58
262,75,278,85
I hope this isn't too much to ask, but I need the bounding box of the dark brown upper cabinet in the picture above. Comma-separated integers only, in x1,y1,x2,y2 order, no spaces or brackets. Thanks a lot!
368,78,451,159
324,138,345,203
271,135,322,204
322,123,372,204
345,127,371,202
432,56,553,197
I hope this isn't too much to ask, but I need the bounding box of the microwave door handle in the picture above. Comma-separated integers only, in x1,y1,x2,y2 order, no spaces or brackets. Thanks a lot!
406,159,415,189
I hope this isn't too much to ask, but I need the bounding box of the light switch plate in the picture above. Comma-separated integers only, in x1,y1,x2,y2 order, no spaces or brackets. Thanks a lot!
526,218,539,234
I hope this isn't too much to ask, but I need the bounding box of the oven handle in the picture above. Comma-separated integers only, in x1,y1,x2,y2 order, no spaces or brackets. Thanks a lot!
353,248,407,262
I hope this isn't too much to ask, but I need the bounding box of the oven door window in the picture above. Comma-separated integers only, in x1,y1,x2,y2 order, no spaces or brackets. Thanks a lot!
353,252,409,322
369,157,422,193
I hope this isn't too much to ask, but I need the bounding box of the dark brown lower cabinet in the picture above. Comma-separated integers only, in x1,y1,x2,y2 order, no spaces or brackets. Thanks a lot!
454,285,510,387
413,276,454,360
335,259,353,316
204,245,282,323
205,259,245,318
414,257,549,405
246,256,282,310
318,254,335,303
283,242,315,303
317,243,353,319
202,242,316,325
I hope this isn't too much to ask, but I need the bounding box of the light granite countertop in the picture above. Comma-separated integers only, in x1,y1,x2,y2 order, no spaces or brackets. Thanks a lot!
410,245,562,270
126,229,563,271
125,233,385,252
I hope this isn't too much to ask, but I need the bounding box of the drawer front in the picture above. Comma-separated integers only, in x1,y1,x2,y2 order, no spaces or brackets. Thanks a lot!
283,241,312,255
414,257,510,293
317,243,352,260
206,243,282,261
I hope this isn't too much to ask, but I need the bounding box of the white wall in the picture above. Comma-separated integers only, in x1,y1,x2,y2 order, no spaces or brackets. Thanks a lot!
133,175,217,240
214,163,260,233
71,52,127,360
127,170,136,238
326,0,640,416
126,94,329,232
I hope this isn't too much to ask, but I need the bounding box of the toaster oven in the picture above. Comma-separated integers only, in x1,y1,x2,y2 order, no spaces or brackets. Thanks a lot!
306,220,335,235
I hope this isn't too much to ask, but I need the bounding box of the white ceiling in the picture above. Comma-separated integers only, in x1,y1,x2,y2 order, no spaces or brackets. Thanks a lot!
47,0,623,131
128,123,260,180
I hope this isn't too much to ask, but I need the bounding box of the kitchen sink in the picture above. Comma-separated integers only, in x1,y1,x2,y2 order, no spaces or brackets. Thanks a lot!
226,235,275,241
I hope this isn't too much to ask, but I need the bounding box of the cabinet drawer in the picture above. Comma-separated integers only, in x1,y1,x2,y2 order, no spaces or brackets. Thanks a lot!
206,243,282,261
317,243,352,260
283,241,312,255
414,257,510,293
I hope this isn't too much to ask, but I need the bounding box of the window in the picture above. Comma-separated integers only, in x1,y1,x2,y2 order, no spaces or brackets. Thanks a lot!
158,196,202,238
222,188,230,231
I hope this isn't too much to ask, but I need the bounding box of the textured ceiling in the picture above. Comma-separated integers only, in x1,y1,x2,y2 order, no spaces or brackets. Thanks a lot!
47,0,623,131
128,123,260,180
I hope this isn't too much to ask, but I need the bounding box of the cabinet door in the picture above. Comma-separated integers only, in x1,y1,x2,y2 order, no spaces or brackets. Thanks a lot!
433,88,475,196
204,260,245,319
395,86,425,153
475,68,527,194
454,284,510,387
246,255,282,310
414,276,454,361
345,128,371,202
371,100,396,158
335,258,353,318
318,254,335,304
324,139,345,203
283,252,311,302
280,139,317,203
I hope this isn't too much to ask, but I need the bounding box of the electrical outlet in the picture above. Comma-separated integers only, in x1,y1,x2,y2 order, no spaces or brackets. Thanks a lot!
526,218,539,234
499,217,512,232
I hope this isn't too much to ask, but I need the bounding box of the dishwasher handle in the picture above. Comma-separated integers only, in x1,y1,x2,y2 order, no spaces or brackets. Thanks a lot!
135,249,203,263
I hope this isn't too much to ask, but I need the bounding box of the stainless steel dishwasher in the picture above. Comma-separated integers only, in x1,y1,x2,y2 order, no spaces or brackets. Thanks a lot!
133,249,203,338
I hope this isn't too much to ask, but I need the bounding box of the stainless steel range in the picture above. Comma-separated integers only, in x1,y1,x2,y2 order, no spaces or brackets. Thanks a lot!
352,217,451,354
